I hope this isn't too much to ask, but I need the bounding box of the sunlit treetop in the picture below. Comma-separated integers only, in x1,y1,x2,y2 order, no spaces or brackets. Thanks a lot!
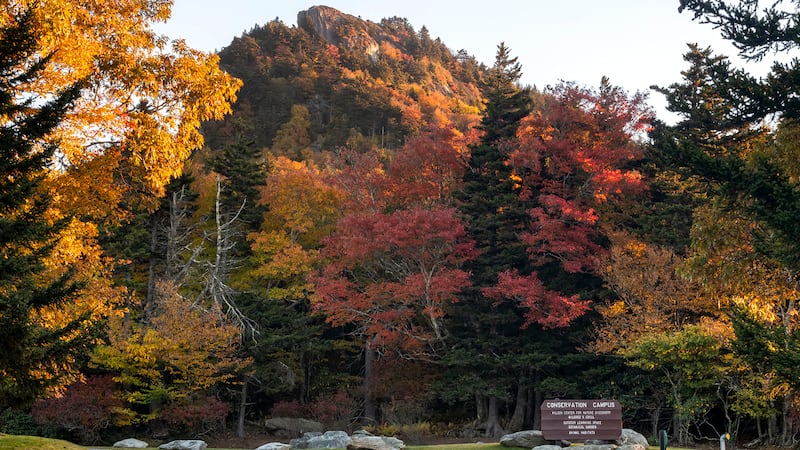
2,0,241,214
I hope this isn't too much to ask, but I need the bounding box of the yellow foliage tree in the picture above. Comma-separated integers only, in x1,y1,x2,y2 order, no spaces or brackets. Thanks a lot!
246,156,344,301
1,0,240,396
93,280,248,422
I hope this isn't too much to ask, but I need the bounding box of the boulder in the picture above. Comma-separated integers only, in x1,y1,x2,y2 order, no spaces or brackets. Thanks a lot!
618,445,647,450
158,440,207,450
500,430,549,448
264,417,325,438
348,435,405,450
533,446,566,450
113,438,149,448
291,431,352,449
616,429,648,448
572,445,616,450
255,443,292,450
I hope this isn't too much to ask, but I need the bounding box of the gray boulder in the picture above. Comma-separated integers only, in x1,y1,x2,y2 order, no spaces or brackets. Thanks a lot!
618,445,647,450
616,429,649,448
255,443,292,450
113,438,149,448
264,417,325,438
291,431,353,449
501,430,549,448
533,446,567,450
158,440,207,450
348,435,405,450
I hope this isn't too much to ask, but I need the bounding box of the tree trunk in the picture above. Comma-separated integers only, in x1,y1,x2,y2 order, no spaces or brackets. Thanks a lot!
363,338,377,425
507,379,527,432
485,396,505,438
475,393,488,424
780,396,794,446
532,389,543,430
650,407,661,442
237,375,248,438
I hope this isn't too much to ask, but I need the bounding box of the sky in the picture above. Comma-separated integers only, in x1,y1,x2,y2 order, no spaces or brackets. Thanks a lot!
153,1,768,122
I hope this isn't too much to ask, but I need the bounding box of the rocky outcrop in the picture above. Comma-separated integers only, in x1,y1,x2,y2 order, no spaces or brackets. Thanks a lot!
297,6,380,61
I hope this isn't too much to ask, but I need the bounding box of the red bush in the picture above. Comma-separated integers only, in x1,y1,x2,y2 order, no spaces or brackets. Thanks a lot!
31,375,123,443
159,395,230,433
269,399,307,418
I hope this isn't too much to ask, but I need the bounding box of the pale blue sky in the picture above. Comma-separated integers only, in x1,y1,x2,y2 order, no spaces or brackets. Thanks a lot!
154,1,766,121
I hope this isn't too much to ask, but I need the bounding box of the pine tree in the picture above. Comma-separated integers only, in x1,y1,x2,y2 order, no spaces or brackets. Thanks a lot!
445,43,534,437
0,9,87,407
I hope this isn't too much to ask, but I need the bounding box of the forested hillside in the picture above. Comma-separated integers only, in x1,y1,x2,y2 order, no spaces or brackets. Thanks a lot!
4,1,800,448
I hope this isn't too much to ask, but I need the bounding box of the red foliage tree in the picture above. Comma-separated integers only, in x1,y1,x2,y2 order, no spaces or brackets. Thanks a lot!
486,79,652,327
312,205,474,355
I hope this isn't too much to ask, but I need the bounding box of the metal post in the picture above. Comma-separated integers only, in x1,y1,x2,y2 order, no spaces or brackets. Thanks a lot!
660,430,667,450
720,433,730,450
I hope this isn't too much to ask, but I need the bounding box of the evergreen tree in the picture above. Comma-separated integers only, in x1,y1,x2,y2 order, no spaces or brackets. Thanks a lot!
0,9,87,407
445,43,534,437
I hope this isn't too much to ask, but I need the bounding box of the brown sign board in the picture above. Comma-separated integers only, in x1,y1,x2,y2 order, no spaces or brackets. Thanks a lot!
541,399,622,441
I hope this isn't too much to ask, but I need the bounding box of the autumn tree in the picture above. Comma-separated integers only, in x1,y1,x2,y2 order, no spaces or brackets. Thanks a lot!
0,9,92,407
233,156,344,435
652,4,800,441
92,280,246,426
311,126,475,423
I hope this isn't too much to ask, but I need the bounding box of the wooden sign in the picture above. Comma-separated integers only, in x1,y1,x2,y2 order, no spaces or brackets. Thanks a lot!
541,399,622,441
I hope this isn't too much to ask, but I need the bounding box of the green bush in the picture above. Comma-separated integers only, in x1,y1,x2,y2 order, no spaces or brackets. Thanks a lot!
0,408,56,437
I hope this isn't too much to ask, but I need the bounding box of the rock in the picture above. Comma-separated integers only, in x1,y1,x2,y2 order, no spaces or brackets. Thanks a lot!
113,438,149,448
291,430,352,449
255,443,292,450
533,446,566,450
616,429,649,448
297,6,379,60
500,430,549,448
618,445,647,450
263,417,325,438
572,445,616,450
158,440,207,450
348,435,405,450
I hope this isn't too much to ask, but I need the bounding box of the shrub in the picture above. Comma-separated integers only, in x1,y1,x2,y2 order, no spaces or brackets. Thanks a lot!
1,408,45,436
270,399,307,418
31,375,123,443
159,395,230,434
308,389,356,426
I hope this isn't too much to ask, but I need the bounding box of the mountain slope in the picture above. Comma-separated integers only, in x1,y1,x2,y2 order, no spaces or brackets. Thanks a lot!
202,5,486,154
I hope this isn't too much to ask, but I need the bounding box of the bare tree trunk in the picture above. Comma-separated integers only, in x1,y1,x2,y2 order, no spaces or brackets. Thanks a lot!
237,376,248,438
363,338,377,425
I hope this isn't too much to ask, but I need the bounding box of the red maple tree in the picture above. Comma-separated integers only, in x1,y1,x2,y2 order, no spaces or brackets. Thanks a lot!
486,80,652,328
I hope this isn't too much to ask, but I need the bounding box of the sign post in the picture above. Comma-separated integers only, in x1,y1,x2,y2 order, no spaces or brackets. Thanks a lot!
541,399,622,441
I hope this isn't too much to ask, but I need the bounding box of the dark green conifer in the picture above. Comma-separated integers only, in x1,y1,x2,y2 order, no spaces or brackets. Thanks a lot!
0,9,88,407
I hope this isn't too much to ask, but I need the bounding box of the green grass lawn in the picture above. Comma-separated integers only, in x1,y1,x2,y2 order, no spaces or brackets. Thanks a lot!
0,434,85,450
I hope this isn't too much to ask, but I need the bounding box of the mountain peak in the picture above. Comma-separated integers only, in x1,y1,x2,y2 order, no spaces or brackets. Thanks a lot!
298,5,380,60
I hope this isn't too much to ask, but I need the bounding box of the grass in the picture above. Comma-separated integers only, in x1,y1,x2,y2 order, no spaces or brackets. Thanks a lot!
0,434,84,450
